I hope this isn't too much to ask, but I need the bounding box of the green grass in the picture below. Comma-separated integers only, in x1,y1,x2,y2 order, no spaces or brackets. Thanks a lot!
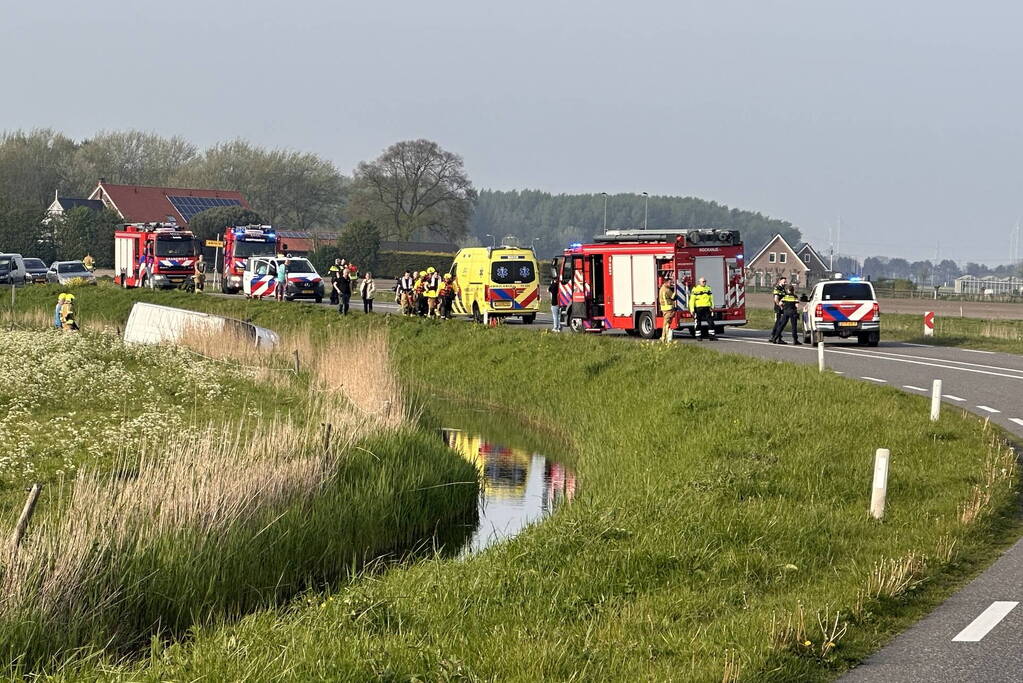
22,287,1018,682
745,306,1023,354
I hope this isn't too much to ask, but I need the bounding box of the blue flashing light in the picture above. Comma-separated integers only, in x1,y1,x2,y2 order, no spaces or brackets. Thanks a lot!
848,275,863,282
737,254,744,260
568,242,582,251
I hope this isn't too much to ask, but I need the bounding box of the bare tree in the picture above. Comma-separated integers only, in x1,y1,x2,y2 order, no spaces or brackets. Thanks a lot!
348,139,476,242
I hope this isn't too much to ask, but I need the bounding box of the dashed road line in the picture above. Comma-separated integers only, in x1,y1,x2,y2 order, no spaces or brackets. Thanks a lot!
943,394,965,402
1010,418,1023,428
903,385,927,391
862,376,887,383
976,406,1001,414
952,601,1018,642
962,349,996,355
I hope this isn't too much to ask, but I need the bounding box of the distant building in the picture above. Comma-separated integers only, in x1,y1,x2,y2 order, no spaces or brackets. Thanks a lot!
45,191,106,219
746,234,809,287
795,242,831,285
87,181,250,227
274,231,459,256
954,275,1023,295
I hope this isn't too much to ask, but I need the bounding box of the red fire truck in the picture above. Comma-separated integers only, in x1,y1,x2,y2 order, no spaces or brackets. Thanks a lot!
114,223,197,289
221,225,278,294
554,229,746,338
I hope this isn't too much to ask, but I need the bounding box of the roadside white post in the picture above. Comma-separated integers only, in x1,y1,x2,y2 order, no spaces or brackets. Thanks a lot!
930,379,942,422
817,341,825,372
870,448,890,520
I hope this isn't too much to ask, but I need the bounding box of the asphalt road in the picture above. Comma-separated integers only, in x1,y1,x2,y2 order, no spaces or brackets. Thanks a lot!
230,292,1023,680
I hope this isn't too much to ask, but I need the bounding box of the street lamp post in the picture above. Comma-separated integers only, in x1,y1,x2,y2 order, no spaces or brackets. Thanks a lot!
642,192,649,230
600,192,608,232
531,236,542,255
484,233,496,248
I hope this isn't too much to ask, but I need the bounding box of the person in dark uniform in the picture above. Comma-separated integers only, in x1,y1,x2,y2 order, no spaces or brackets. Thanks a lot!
771,285,802,344
769,276,788,341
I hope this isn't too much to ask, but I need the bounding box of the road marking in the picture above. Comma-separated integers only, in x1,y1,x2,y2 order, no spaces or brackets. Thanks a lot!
976,406,1001,414
902,343,932,347
903,385,927,392
962,349,996,355
943,394,965,402
833,371,844,375
952,601,1018,642
862,376,887,383
1010,418,1023,428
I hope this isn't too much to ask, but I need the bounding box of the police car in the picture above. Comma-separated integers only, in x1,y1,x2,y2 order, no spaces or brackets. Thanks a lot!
801,277,880,346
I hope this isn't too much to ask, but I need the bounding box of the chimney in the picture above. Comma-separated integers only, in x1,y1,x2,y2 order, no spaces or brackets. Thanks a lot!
99,177,106,184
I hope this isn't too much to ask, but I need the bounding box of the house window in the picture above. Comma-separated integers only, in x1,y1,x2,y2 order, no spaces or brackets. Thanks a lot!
768,252,776,263
803,254,810,263
779,253,787,264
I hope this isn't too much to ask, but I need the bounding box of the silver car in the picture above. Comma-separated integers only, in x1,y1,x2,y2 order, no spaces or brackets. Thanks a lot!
46,261,98,285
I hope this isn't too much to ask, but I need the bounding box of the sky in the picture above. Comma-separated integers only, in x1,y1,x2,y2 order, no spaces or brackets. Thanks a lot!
3,0,1022,263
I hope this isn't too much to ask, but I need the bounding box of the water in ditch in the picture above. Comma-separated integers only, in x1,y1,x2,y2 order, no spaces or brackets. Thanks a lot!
439,421,576,556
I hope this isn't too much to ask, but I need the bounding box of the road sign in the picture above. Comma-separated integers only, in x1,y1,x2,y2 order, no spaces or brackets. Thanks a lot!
923,311,935,337
205,240,224,248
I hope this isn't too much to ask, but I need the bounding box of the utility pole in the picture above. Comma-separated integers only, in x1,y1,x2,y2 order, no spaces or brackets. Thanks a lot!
601,192,608,232
642,192,649,230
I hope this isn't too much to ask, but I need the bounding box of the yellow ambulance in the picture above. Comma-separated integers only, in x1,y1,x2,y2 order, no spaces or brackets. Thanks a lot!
450,246,540,323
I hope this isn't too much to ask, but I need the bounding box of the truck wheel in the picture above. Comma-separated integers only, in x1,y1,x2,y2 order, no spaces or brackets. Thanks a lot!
857,334,869,346
522,314,536,324
472,303,483,324
315,295,323,304
867,332,880,347
569,317,586,333
637,312,657,339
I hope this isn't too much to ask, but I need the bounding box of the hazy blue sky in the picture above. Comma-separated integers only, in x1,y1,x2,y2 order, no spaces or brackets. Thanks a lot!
4,1,1022,262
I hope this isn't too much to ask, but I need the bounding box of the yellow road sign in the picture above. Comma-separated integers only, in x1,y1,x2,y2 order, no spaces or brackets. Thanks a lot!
205,240,224,248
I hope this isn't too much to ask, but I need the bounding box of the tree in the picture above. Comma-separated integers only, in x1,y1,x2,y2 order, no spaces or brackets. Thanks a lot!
72,130,197,188
336,220,381,272
188,206,265,243
51,206,121,266
174,140,347,231
0,198,48,259
347,139,476,242
0,129,79,207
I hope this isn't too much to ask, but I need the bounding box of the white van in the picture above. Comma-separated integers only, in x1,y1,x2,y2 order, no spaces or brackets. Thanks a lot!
0,254,27,286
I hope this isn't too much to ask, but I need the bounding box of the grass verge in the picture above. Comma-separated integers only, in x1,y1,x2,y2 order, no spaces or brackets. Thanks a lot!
21,286,1018,682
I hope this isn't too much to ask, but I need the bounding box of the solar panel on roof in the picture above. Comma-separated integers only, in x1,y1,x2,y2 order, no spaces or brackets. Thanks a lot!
167,195,243,222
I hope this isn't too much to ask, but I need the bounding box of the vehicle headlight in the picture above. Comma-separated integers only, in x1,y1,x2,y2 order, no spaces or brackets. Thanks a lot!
230,276,241,283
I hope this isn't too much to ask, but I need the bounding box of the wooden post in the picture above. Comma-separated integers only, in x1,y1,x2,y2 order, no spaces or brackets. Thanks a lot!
870,449,890,520
293,349,300,374
10,484,42,551
322,422,333,453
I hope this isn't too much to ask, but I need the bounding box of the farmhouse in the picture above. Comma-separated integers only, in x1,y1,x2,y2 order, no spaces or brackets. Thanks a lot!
86,180,250,227
746,233,809,287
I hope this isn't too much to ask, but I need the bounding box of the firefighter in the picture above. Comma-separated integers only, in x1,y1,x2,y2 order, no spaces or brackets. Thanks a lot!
688,277,716,340
771,285,802,344
658,273,676,343
438,273,456,319
193,254,207,293
82,253,95,272
424,266,440,317
60,293,78,332
398,270,415,315
414,271,428,317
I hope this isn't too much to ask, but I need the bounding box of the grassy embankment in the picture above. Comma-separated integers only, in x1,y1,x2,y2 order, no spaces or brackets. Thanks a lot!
15,283,1019,681
744,306,1023,355
0,292,478,675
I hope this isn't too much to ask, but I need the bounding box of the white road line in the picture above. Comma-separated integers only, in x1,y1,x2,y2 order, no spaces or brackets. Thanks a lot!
976,406,1001,414
1010,418,1023,428
952,601,1018,642
943,394,965,402
903,385,927,392
833,371,844,375
902,343,932,347
862,376,887,383
962,349,996,355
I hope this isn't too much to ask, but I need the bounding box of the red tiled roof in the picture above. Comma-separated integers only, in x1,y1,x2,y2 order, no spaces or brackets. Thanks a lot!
88,182,250,225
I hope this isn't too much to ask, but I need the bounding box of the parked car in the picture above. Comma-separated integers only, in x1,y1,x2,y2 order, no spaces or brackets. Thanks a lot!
46,261,98,286
0,253,27,286
23,258,49,284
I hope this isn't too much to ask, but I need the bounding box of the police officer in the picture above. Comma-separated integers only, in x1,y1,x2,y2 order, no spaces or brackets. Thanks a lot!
770,276,787,339
688,277,716,340
328,259,342,305
771,284,802,344
658,273,676,343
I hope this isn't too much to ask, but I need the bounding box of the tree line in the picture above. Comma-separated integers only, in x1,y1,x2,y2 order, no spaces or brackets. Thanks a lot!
835,255,1021,284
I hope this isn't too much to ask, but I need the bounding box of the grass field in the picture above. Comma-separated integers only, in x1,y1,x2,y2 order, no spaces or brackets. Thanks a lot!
745,306,1023,355
8,284,1016,681
0,298,478,675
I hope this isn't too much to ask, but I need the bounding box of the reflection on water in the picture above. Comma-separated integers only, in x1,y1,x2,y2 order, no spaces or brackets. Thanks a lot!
442,429,576,554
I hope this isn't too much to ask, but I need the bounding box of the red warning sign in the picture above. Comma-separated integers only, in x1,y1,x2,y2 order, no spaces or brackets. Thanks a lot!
923,311,935,336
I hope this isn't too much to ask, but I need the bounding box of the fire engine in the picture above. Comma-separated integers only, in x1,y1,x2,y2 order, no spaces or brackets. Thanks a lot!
221,225,278,294
114,223,197,289
553,229,746,338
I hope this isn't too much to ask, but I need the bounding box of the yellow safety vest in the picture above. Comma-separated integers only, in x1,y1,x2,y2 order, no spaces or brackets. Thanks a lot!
658,284,674,313
689,285,713,311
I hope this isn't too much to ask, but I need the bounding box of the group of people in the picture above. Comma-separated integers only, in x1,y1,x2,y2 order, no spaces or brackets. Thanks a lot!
53,292,79,332
394,268,457,319
327,258,376,315
658,274,718,342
